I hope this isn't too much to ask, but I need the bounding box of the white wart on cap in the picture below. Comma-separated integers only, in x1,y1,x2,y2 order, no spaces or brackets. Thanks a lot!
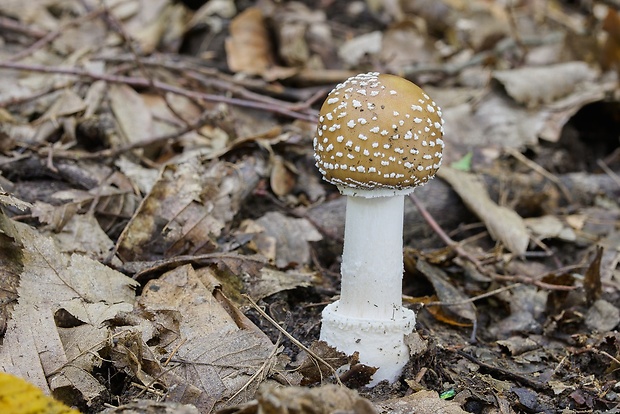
313,72,445,196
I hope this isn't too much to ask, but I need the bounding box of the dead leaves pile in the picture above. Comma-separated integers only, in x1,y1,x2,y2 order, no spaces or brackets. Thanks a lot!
0,0,619,413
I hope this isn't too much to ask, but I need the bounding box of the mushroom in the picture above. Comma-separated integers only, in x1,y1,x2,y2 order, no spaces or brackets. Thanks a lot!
313,72,444,385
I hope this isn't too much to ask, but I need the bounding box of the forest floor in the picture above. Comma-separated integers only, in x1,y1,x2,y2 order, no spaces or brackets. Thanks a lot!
0,0,620,413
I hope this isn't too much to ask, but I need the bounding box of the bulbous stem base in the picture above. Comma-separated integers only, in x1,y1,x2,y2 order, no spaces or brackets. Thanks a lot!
320,301,415,386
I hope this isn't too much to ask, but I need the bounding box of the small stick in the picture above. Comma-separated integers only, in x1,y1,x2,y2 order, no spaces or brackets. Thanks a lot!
597,159,620,188
422,283,521,307
0,61,318,122
505,147,573,202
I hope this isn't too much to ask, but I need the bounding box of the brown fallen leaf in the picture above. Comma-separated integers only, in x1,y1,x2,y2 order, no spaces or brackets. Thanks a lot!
584,246,603,305
255,383,378,414
438,166,529,255
378,389,468,414
414,259,476,327
247,211,322,268
225,7,274,76
492,62,597,108
0,208,138,398
137,264,282,412
295,341,349,386
117,159,257,261
270,155,297,197
243,267,314,303
108,83,155,148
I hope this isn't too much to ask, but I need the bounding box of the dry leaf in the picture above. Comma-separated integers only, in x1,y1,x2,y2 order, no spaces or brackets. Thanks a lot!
438,167,529,255
584,246,603,305
0,209,138,396
113,0,186,53
138,264,279,412
0,186,32,211
117,160,251,261
378,389,468,413
493,62,597,108
256,383,377,414
116,156,160,194
296,341,349,386
243,267,314,302
380,22,437,73
109,83,154,146
338,31,382,67
254,211,322,268
39,88,86,120
225,7,274,75
524,215,576,242
415,259,476,326
584,299,620,332
441,90,544,150
270,2,330,68
270,155,296,197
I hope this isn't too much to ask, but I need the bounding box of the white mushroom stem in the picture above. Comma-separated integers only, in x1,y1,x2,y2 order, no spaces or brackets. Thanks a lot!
320,194,415,385
339,195,406,319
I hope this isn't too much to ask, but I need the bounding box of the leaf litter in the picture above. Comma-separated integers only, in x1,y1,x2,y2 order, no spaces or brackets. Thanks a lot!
0,0,619,413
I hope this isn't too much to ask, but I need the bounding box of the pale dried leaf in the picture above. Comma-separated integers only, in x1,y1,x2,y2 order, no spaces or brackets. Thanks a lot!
140,266,237,340
584,299,620,332
32,201,82,232
101,401,201,414
338,31,383,67
255,212,322,268
493,62,598,108
39,88,86,120
50,214,116,260
0,210,138,395
441,91,545,150
188,0,236,28
117,159,249,261
116,156,160,194
524,215,576,242
378,389,468,414
243,267,314,302
270,155,296,197
225,7,274,75
438,167,529,255
83,80,107,118
0,186,32,211
256,383,378,414
0,0,58,29
48,365,107,402
380,23,437,73
109,83,154,145
32,186,137,234
139,265,278,412
537,79,610,142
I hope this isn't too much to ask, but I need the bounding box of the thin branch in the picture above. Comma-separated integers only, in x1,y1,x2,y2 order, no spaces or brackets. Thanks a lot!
597,159,620,188
0,61,318,122
504,147,573,202
423,283,522,307
0,16,47,39
9,9,105,62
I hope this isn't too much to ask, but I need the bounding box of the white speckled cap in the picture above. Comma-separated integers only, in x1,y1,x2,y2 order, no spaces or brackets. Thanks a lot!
313,72,445,197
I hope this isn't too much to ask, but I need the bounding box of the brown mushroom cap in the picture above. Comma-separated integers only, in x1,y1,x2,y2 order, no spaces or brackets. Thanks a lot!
313,72,444,196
